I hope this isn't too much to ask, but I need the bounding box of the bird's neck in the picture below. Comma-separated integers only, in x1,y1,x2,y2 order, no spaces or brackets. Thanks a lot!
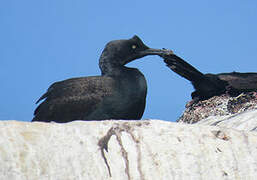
99,57,128,76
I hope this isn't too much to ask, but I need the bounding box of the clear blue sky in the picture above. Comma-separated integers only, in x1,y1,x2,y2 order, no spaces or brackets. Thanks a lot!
1,1,257,122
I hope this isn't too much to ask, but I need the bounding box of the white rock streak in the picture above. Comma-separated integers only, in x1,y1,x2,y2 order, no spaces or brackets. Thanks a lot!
0,112,257,180
196,109,257,131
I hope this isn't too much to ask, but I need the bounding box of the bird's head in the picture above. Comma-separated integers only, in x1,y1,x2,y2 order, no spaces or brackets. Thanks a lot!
99,35,172,74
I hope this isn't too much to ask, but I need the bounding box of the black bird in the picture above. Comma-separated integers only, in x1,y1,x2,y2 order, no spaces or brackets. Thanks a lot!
32,35,171,123
163,53,257,103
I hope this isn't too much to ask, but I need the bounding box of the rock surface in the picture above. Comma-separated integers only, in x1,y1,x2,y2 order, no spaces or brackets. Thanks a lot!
1,115,257,180
178,92,257,124
196,109,257,132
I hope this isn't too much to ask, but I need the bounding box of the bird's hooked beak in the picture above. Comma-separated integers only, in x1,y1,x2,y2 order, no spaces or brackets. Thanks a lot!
139,48,174,57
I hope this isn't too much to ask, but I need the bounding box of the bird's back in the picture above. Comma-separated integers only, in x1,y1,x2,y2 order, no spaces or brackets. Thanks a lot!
217,72,257,91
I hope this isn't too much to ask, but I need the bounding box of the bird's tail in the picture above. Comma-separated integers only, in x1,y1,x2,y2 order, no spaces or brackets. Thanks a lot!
163,54,205,83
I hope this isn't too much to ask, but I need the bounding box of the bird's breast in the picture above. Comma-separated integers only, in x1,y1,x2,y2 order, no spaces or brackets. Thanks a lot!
106,69,147,119
118,69,147,98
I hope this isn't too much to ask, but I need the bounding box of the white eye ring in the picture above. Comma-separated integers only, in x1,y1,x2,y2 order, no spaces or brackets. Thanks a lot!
132,45,137,49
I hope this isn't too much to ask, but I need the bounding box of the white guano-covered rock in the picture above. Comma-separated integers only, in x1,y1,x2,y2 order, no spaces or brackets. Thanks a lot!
196,109,257,132
0,116,257,180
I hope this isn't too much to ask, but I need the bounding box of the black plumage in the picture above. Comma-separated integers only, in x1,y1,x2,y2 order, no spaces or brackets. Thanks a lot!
32,35,170,123
163,54,257,102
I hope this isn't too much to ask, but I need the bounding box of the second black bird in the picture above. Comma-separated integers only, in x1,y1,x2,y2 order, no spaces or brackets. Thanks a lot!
163,53,257,103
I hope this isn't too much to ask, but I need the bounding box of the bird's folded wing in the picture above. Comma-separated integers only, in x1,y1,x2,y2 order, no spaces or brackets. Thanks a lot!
33,76,115,120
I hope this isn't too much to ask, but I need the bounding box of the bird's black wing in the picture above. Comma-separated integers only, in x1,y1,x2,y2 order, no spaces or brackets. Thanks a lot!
33,76,115,122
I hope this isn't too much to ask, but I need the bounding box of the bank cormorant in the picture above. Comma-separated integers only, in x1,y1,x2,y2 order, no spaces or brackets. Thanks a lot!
32,35,171,122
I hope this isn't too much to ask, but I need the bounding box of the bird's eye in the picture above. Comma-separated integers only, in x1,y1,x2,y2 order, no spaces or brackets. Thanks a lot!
132,45,137,49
